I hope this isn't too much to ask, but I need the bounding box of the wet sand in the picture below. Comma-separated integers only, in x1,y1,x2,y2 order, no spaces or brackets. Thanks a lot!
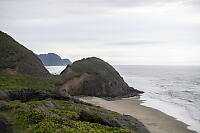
79,96,197,133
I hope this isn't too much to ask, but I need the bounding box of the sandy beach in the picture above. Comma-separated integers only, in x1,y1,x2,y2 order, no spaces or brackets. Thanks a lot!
79,96,197,133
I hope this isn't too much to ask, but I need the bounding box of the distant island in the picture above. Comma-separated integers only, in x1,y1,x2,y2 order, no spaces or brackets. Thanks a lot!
38,53,72,66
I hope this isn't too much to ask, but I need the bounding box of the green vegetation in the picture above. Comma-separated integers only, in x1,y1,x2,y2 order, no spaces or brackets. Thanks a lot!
0,73,62,92
0,72,144,133
0,100,132,133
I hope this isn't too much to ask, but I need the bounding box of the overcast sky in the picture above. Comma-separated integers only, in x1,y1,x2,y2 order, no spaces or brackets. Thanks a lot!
1,0,200,65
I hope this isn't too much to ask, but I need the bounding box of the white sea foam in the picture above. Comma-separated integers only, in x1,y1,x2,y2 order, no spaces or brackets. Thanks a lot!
140,94,200,132
46,66,66,75
114,65,200,133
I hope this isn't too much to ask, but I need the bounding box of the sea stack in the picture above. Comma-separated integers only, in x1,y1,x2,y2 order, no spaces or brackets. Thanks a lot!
60,57,143,97
0,31,49,76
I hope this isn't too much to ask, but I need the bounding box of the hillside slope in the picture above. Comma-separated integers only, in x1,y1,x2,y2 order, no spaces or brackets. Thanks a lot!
0,31,49,75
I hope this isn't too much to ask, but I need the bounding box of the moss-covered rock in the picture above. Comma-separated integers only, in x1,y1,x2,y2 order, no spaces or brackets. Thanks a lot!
0,31,49,76
60,57,143,97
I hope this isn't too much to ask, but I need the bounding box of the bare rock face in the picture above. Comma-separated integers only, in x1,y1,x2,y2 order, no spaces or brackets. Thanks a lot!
60,57,143,97
0,31,49,76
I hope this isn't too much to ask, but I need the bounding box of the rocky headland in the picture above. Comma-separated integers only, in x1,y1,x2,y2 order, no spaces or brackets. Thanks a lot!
38,53,72,66
60,57,143,97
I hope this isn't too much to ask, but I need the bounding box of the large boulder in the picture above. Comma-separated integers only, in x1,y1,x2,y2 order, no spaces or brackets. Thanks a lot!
0,31,49,76
60,57,143,97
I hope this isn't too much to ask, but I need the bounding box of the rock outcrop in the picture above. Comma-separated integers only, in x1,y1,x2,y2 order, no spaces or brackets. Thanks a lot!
60,57,143,97
0,114,13,133
0,31,49,76
0,89,8,100
38,53,72,66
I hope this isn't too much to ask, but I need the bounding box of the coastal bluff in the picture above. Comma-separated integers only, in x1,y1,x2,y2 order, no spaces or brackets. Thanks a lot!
0,31,49,76
60,57,143,97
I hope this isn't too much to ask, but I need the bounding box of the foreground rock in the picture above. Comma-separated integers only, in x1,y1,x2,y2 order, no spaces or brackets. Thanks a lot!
0,31,49,76
8,88,88,105
60,57,143,97
8,88,71,102
0,114,13,133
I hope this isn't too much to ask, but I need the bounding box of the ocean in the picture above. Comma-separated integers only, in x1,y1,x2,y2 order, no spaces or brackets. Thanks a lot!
46,65,200,133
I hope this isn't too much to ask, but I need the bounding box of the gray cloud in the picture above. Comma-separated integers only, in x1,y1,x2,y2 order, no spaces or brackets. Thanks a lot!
111,40,160,45
0,0,200,65
1,0,199,19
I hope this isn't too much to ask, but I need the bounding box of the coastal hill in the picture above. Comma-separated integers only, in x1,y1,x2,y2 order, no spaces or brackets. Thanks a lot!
60,57,143,97
38,53,72,66
0,31,49,76
0,31,150,133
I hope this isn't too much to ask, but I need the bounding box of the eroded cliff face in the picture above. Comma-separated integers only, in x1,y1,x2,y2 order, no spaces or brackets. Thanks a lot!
0,31,49,76
60,57,143,97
